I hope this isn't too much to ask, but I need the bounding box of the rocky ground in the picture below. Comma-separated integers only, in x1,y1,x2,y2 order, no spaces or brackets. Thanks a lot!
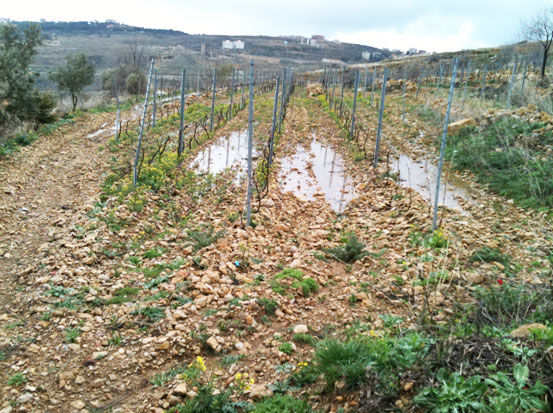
1,84,552,412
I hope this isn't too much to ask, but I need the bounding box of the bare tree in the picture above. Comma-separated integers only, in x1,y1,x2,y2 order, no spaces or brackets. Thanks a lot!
521,7,553,78
119,38,145,71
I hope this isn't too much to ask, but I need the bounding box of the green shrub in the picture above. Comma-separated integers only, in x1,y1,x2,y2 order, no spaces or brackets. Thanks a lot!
314,332,431,393
485,364,549,412
324,234,367,264
65,327,81,343
132,306,165,322
293,333,317,346
445,117,553,210
279,342,294,355
187,226,224,252
252,394,314,413
257,298,278,316
414,364,550,413
168,384,243,413
7,372,27,386
474,284,553,327
271,269,319,298
470,247,510,266
413,368,487,411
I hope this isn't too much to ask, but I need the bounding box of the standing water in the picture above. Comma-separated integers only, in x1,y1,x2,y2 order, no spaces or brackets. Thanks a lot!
190,131,256,179
391,154,475,210
279,138,356,213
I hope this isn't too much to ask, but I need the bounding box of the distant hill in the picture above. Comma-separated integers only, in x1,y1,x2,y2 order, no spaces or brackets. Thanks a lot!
7,20,390,91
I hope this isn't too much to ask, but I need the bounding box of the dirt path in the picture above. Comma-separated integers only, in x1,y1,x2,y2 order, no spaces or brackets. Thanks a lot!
0,112,114,387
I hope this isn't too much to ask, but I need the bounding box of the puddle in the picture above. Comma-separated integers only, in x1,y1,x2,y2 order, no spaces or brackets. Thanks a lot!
279,138,356,213
391,154,475,210
190,130,255,179
87,123,108,139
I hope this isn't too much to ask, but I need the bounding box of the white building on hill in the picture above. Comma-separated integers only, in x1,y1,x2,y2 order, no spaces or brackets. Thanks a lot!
222,40,245,50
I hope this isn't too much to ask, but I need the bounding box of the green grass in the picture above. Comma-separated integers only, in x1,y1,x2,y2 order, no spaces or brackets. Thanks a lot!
446,118,553,211
7,372,27,386
252,394,314,413
271,269,319,298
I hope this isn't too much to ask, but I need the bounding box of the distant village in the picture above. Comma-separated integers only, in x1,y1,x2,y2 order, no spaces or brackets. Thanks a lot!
219,33,430,63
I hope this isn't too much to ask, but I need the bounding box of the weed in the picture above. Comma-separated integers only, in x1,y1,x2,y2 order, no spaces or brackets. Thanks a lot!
143,247,166,259
7,372,27,386
252,394,314,413
293,333,317,346
221,354,245,367
132,306,166,322
65,328,81,343
486,363,549,411
279,342,294,355
324,234,367,264
168,384,244,413
187,226,225,252
145,275,169,289
474,283,553,327
413,368,487,411
470,247,510,266
271,269,319,298
257,298,278,316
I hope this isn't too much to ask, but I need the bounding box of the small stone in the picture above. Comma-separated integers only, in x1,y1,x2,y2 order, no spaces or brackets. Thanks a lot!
248,384,273,400
16,393,33,404
293,324,308,334
403,381,414,392
206,336,221,353
92,351,108,359
0,406,13,413
75,376,86,385
510,323,548,338
71,400,86,410
173,382,188,397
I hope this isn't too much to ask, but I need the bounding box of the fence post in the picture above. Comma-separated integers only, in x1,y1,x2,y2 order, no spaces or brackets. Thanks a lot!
114,79,120,141
363,67,368,98
339,68,345,116
370,66,377,107
152,71,157,128
330,67,337,109
229,69,235,120
373,68,388,168
432,58,458,230
196,68,200,95
209,67,217,132
178,68,186,157
461,60,471,110
278,68,287,134
350,70,360,139
241,68,246,109
480,64,488,102
401,66,407,122
415,66,423,100
269,76,280,167
246,59,254,227
435,64,443,98
133,58,154,186
521,58,528,92
506,61,518,109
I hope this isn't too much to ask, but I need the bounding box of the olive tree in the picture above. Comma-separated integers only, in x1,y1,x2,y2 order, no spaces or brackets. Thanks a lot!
521,7,553,78
0,22,53,129
50,53,95,111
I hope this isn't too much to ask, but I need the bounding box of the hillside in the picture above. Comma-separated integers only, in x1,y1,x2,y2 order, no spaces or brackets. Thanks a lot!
9,20,389,90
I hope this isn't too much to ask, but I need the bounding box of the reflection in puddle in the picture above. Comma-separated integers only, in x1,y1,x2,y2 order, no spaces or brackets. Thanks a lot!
190,130,255,179
279,138,356,213
392,154,474,210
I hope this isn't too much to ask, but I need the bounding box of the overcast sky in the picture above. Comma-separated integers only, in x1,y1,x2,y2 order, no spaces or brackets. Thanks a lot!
1,0,548,52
